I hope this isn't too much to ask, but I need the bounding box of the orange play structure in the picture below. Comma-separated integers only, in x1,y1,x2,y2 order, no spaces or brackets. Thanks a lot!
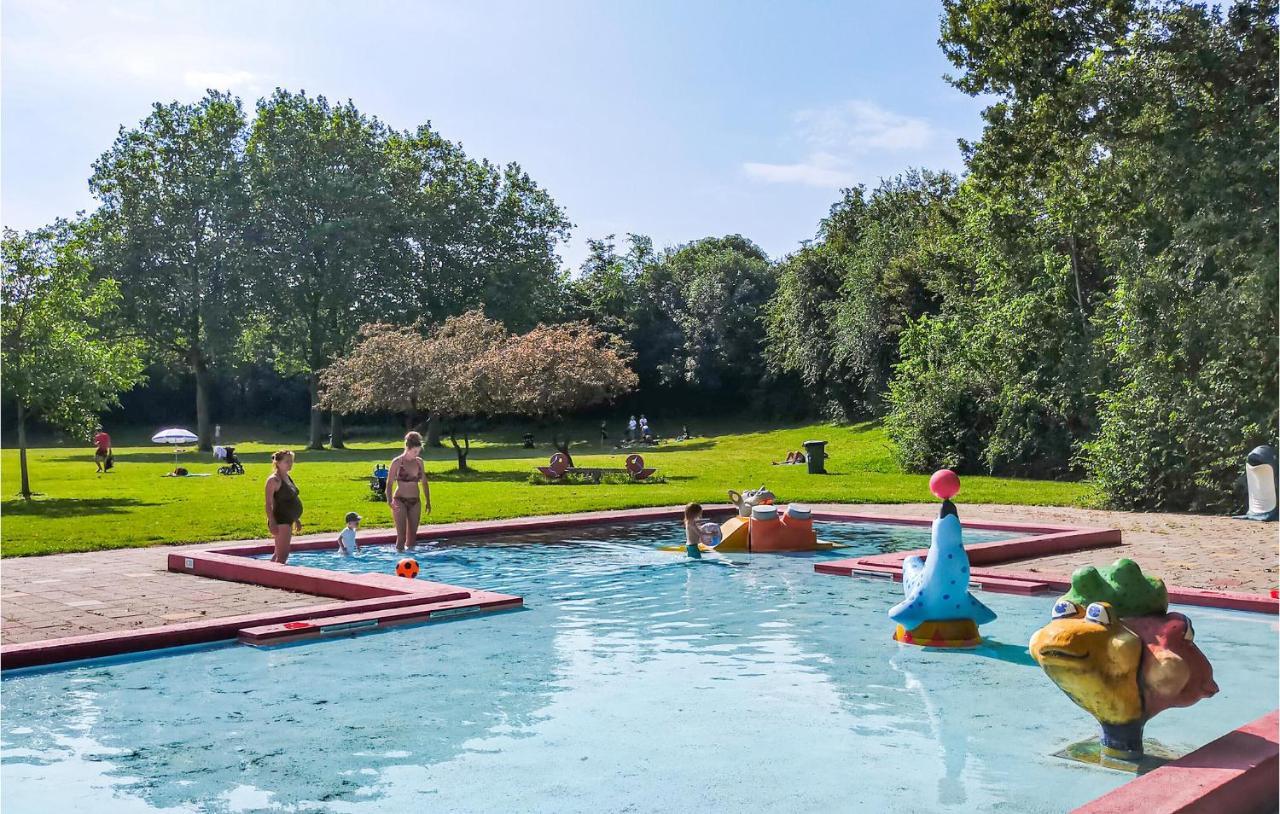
714,504,844,552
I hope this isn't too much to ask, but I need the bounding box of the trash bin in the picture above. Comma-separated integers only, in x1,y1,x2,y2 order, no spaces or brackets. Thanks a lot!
522,433,535,449
803,440,828,474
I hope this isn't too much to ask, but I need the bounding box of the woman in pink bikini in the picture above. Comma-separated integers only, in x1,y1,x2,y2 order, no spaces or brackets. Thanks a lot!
387,431,431,552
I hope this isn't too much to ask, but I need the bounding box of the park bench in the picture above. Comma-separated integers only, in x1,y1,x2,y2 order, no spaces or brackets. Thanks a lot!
536,452,656,483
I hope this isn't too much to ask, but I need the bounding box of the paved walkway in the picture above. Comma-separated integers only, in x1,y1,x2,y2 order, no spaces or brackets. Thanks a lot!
829,503,1278,594
2,505,1274,645
1,541,338,645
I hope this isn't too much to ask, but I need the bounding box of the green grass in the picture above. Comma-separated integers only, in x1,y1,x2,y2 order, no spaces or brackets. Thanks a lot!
0,421,1092,557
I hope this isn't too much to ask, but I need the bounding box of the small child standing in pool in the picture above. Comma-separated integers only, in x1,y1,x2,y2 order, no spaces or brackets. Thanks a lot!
683,503,705,558
336,511,361,556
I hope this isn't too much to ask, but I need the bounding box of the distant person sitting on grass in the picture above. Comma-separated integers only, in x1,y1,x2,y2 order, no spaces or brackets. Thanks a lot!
772,451,807,465
336,511,361,556
265,450,303,564
93,427,112,473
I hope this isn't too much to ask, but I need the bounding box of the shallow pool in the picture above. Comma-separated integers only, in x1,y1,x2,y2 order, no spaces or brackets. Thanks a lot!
3,521,1275,813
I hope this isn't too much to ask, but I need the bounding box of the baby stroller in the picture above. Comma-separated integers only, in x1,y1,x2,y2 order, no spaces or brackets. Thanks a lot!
215,445,244,475
370,463,389,501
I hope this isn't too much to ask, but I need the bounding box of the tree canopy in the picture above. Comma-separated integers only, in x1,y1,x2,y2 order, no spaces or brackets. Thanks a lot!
319,311,637,469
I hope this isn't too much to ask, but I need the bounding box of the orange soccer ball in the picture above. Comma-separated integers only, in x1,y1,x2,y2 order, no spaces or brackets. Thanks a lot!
395,558,420,579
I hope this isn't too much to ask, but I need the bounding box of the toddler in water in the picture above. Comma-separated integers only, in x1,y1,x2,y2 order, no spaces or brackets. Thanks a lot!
683,503,721,559
336,512,361,556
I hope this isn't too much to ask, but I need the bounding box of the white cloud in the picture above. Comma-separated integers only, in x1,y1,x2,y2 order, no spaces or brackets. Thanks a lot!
743,153,856,188
2,2,273,98
744,100,938,189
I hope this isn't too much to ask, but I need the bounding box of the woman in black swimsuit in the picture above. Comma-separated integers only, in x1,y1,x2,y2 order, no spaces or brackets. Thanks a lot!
265,449,303,564
388,431,431,552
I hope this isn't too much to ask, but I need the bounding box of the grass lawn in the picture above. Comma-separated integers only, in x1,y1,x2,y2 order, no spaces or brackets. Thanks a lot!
0,421,1092,557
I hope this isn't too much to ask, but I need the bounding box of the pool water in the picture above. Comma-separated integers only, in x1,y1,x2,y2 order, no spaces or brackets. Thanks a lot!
3,521,1275,813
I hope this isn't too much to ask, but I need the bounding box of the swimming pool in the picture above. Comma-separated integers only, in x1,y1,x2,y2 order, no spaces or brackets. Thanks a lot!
3,520,1275,813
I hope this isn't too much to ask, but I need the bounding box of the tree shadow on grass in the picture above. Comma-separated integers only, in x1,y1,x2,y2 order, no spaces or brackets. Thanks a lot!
2,497,160,517
424,469,534,484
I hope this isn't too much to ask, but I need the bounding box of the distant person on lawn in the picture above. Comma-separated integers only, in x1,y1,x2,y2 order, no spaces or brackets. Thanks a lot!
265,450,303,564
93,427,112,473
388,431,432,552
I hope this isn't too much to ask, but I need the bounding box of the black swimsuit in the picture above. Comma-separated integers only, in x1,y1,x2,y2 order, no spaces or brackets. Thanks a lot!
272,475,303,524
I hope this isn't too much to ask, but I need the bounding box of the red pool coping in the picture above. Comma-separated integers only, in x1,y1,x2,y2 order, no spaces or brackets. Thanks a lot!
0,506,725,671
1071,710,1279,814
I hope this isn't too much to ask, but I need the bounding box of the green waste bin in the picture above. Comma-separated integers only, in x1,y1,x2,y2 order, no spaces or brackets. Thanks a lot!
803,440,828,474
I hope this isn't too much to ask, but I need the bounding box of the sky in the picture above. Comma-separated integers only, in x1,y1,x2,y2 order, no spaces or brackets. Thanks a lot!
1,0,986,271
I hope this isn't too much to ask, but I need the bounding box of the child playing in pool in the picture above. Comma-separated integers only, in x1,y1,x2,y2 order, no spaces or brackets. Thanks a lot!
336,511,361,556
684,503,720,559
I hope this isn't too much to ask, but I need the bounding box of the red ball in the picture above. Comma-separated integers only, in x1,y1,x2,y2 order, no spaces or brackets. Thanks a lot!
395,558,420,579
929,469,960,500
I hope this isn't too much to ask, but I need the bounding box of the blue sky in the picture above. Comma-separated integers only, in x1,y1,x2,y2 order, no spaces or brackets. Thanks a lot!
1,0,985,270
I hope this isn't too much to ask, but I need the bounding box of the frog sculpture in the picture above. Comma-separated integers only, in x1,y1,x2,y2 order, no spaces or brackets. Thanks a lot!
1029,559,1218,760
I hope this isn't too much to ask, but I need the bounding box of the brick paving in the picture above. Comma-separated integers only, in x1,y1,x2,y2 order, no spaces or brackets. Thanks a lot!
1,540,338,645
821,503,1279,595
2,505,1275,646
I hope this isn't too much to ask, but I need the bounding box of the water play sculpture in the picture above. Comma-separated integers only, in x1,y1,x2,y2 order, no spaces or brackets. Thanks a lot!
888,470,996,648
1235,444,1278,521
662,486,846,554
1029,559,1218,763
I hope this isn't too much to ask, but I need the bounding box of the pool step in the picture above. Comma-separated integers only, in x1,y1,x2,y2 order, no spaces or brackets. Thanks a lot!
237,590,522,646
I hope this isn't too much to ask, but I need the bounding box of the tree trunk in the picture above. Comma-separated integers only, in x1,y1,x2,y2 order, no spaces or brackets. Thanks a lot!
307,373,325,450
330,412,345,449
1068,234,1088,335
17,402,31,500
426,414,443,447
194,357,213,452
449,428,470,470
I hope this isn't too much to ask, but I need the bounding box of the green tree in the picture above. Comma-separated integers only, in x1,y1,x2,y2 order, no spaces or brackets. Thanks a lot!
89,91,249,451
383,126,571,331
245,90,397,449
658,235,775,397
890,0,1280,503
2,223,145,498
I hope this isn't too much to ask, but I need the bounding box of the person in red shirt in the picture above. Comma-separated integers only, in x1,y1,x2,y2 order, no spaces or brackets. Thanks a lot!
93,428,112,473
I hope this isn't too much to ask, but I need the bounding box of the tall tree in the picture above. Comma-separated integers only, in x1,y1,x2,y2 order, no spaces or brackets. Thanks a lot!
89,91,248,450
888,0,1279,503
246,90,396,449
660,235,775,397
383,126,572,331
2,223,145,498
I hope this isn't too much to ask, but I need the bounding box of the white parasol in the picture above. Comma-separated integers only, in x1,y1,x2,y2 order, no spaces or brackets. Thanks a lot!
152,427,198,466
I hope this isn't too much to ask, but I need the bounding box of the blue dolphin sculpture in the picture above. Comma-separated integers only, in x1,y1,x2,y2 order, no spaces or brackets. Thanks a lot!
888,499,996,630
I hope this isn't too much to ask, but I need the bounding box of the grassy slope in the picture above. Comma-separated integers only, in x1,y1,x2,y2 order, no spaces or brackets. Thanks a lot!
0,421,1090,557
